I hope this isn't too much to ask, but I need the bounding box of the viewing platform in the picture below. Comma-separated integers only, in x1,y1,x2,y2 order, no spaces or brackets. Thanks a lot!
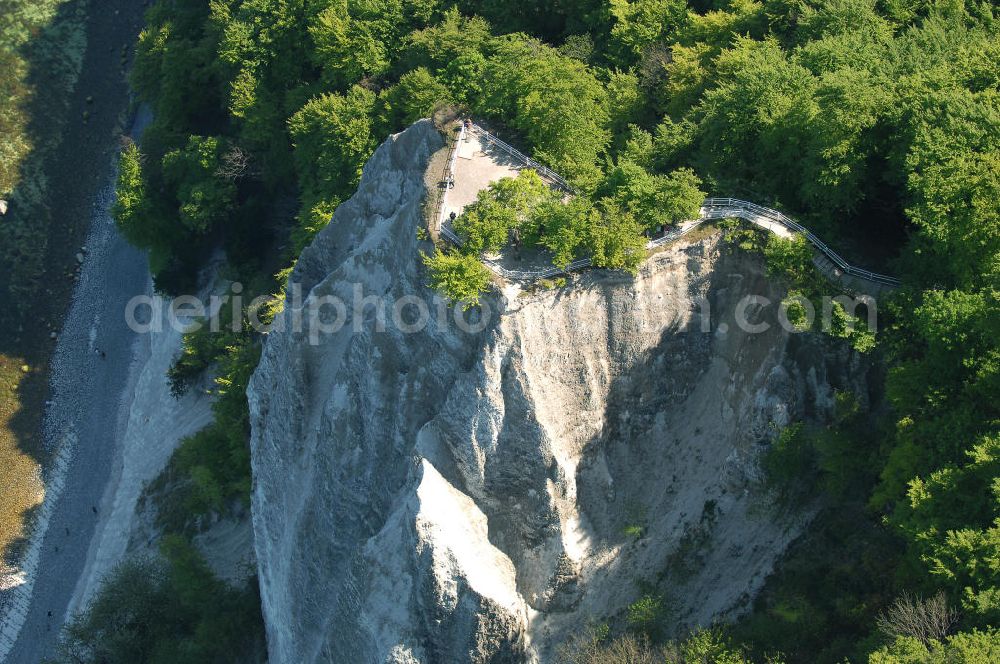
433,121,900,294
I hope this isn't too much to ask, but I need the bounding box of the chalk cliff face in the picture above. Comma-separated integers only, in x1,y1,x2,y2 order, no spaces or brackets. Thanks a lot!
248,121,871,664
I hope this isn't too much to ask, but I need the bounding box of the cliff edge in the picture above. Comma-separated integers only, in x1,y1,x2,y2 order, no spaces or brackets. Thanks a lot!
248,121,871,663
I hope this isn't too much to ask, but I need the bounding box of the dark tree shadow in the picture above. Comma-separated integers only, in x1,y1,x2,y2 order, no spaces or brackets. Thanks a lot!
0,0,148,569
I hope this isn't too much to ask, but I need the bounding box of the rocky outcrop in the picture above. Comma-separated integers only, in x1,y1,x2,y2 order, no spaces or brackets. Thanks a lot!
248,121,872,664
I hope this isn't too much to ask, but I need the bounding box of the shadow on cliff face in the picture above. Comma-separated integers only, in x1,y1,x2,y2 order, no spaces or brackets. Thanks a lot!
567,247,874,638
461,241,877,651
247,121,880,663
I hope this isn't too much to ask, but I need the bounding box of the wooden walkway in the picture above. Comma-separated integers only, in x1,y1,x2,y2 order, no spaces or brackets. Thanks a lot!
435,123,900,293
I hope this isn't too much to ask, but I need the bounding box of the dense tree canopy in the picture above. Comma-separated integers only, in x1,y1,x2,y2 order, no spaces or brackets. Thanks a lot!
599,161,704,229
869,629,1000,663
161,135,237,234
103,0,1000,661
422,248,493,308
51,538,263,664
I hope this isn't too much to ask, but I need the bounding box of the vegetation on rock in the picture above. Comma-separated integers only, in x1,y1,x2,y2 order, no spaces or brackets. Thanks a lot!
48,537,264,664
74,0,1000,661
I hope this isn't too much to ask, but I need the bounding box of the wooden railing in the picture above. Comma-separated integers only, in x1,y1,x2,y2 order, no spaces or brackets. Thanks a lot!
433,123,900,288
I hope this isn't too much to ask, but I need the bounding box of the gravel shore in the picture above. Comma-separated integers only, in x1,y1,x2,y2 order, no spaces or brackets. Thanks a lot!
0,108,151,664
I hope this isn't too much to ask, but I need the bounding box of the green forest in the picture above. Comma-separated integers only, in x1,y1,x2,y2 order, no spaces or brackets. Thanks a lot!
58,0,1000,662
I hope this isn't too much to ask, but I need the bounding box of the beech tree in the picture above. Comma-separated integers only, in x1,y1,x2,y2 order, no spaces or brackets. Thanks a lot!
480,37,611,184
387,68,451,126
422,249,492,308
600,161,704,230
309,1,392,87
288,86,378,208
586,203,647,273
606,0,689,67
161,136,237,235
453,170,553,254
535,197,597,268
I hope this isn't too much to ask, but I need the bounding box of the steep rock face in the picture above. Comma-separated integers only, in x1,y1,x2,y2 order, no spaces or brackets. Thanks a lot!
248,121,872,663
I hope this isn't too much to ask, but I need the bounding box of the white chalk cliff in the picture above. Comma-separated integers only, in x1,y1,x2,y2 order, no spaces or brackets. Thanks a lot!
248,121,871,663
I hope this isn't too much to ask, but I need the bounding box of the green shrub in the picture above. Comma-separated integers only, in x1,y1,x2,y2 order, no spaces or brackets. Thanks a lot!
627,594,665,636
869,629,1000,664
586,203,647,273
622,524,644,538
763,235,816,286
49,537,264,664
422,248,492,308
